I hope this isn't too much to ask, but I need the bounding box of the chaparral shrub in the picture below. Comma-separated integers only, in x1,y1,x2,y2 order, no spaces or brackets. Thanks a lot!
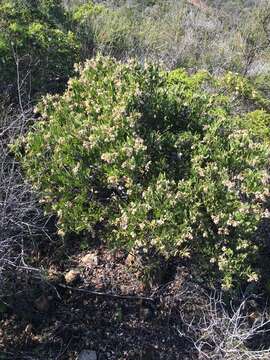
68,0,270,75
0,0,80,98
71,1,105,58
12,55,270,288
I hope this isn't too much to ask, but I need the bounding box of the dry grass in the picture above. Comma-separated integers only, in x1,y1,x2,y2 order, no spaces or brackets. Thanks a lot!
0,100,51,292
178,289,270,359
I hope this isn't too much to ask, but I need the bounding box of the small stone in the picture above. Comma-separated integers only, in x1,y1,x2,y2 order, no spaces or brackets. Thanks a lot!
125,253,136,266
81,253,99,267
248,299,258,309
141,345,159,360
34,294,49,312
47,267,64,285
140,307,152,321
77,350,97,360
120,285,127,294
65,269,80,284
113,249,125,260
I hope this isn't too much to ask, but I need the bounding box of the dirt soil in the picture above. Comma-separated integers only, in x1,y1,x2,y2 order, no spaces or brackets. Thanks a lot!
0,241,209,360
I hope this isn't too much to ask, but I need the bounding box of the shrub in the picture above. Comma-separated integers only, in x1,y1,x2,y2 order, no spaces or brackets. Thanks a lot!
0,0,80,98
13,55,270,288
69,0,270,75
71,1,104,58
72,1,141,59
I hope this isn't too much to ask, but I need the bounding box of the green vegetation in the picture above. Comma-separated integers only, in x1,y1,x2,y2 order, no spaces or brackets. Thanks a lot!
0,0,80,97
1,0,270,358
13,55,270,288
71,0,270,75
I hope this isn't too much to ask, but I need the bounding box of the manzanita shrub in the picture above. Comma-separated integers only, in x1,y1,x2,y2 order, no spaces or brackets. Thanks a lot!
12,55,270,288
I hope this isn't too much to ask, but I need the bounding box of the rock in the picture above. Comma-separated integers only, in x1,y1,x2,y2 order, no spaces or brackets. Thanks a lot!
34,294,49,312
78,350,97,360
47,267,64,285
139,306,153,321
65,269,80,284
141,345,160,360
248,299,258,309
113,249,125,261
81,253,99,267
125,253,136,266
